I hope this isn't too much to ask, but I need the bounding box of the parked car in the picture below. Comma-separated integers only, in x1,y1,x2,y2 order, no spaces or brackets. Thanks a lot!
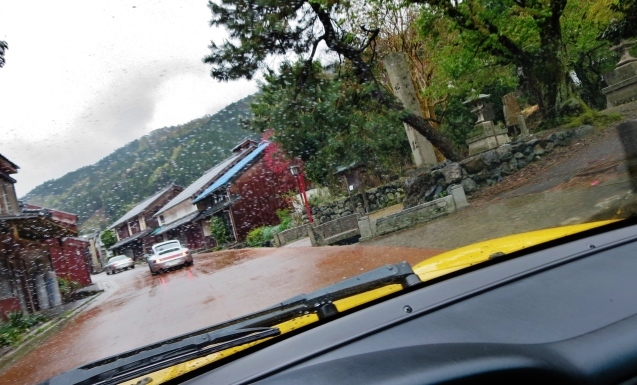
104,255,135,275
147,240,193,275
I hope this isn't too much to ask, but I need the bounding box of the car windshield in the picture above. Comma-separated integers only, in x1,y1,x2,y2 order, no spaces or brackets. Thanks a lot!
154,242,181,255
1,1,636,384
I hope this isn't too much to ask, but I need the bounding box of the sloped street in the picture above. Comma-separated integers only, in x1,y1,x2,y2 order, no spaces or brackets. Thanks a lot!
0,246,441,385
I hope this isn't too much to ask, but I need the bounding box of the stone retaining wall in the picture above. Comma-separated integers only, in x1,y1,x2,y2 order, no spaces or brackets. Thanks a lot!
311,181,405,224
404,125,595,208
359,185,469,240
309,125,595,234
375,196,454,237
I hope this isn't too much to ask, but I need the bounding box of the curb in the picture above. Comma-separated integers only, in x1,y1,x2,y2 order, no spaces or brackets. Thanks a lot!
0,291,103,374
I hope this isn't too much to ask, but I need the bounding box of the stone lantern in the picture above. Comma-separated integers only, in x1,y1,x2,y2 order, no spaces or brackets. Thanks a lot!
463,94,510,156
602,39,637,107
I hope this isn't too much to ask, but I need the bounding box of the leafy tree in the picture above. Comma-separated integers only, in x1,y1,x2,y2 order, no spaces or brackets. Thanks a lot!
600,0,637,42
204,0,458,160
562,0,618,109
345,1,447,124
250,61,413,185
262,131,293,175
0,40,7,68
100,229,117,249
410,0,576,121
209,216,230,246
417,0,625,120
260,130,299,194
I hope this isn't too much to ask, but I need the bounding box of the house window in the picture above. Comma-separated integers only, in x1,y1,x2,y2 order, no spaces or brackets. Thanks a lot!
129,220,140,234
159,215,164,225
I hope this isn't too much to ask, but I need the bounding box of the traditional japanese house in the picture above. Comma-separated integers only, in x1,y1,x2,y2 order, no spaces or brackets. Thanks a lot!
0,154,90,318
151,139,260,250
107,184,183,260
192,141,294,242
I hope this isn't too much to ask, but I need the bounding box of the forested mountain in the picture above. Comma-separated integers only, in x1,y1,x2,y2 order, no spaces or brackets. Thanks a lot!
24,96,256,232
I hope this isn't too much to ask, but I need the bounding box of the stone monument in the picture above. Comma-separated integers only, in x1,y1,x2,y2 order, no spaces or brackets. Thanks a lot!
502,92,529,139
383,52,438,168
464,94,510,156
602,39,637,107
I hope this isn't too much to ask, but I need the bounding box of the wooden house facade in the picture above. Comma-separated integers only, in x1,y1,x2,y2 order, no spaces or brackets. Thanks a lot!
0,154,90,318
107,184,184,260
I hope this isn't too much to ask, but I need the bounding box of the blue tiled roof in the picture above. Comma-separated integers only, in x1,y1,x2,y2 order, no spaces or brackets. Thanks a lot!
154,151,246,217
192,141,269,204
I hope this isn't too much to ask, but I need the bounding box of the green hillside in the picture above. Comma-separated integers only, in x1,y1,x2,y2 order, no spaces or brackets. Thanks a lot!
23,96,257,233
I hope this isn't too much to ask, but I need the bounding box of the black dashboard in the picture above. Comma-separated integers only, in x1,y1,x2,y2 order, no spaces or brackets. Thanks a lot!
182,222,637,385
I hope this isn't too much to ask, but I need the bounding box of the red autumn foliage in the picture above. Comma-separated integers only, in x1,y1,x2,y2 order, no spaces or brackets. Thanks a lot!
262,130,296,174
261,130,301,197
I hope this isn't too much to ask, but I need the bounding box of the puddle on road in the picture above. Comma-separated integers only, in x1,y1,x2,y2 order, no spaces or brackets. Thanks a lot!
304,246,443,290
196,249,268,274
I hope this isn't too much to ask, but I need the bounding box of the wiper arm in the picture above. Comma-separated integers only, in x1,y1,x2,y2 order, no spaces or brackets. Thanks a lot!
41,327,280,385
42,262,420,385
272,261,421,319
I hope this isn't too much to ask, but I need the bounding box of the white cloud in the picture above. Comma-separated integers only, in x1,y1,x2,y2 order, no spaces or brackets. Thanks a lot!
0,0,257,196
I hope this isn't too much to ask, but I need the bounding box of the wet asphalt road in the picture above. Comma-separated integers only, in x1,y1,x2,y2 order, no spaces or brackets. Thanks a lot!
0,245,441,385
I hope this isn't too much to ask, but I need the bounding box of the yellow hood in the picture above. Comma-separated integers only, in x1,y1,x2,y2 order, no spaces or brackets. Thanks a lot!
413,220,618,281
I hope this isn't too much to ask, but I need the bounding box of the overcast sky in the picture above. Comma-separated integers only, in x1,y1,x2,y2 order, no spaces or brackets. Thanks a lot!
0,0,258,197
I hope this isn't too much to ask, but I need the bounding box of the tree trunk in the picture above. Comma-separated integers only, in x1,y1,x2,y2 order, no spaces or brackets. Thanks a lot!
534,0,571,120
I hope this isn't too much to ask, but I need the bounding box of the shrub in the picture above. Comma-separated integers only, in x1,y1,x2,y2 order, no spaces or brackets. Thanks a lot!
100,229,117,249
246,226,275,247
0,322,22,347
563,109,622,129
0,312,48,347
58,277,81,301
209,216,230,247
246,210,301,246
9,312,46,329
275,209,293,232
307,188,332,207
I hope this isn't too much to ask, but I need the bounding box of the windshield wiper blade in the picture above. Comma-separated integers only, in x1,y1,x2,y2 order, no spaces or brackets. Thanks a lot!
270,261,421,317
42,262,420,385
41,327,280,385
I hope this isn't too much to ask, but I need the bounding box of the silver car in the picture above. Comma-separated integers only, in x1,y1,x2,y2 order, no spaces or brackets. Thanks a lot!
105,255,135,275
147,240,194,275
